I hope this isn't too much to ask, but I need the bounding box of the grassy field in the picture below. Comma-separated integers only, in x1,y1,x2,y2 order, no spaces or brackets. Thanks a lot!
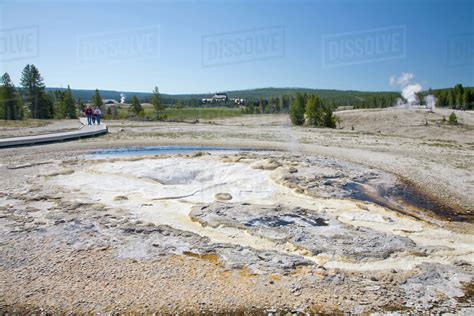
115,105,243,121
162,108,242,120
0,119,52,128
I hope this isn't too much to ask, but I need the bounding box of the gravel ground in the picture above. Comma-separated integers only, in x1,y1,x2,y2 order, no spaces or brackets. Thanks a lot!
0,119,82,138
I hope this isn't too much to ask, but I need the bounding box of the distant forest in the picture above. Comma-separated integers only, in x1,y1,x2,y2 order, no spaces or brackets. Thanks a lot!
46,85,473,112
45,86,401,110
1,63,473,121
429,84,474,109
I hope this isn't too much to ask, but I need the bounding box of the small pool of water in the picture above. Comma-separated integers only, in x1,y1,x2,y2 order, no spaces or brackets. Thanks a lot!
88,146,255,159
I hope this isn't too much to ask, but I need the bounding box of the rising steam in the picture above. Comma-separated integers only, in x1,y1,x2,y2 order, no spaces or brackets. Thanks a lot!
424,94,437,111
120,93,126,104
390,72,435,110
390,72,422,105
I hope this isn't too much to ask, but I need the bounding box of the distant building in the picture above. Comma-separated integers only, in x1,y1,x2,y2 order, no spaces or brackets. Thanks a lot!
212,93,228,102
201,93,229,104
231,98,245,105
103,99,119,105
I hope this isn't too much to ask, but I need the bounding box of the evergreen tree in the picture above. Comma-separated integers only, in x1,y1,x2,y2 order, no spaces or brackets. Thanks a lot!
0,83,4,119
305,95,323,126
92,89,103,110
456,90,463,108
323,107,336,128
130,95,143,116
16,93,24,120
77,98,85,112
274,97,281,113
248,102,255,114
20,64,49,118
55,90,67,118
454,84,464,97
463,90,471,109
436,91,446,107
289,93,305,125
371,96,377,108
447,89,455,108
151,86,165,120
258,97,265,114
64,85,76,118
0,73,18,120
40,92,54,119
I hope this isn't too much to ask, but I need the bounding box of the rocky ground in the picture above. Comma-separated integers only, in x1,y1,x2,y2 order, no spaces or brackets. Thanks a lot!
0,108,473,313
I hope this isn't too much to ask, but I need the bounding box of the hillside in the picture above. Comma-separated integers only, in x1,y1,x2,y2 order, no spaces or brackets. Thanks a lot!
46,87,400,106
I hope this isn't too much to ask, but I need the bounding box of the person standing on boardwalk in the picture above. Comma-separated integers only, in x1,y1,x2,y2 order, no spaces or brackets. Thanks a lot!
94,107,102,125
85,106,93,125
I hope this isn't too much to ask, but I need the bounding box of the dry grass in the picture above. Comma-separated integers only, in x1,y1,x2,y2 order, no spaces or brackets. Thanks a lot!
0,119,51,129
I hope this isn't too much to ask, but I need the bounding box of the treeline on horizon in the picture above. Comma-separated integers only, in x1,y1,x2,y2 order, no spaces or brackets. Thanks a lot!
430,84,474,110
0,64,165,121
1,64,473,121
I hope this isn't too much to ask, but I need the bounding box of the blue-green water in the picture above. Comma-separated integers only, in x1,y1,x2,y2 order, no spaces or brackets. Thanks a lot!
89,146,253,159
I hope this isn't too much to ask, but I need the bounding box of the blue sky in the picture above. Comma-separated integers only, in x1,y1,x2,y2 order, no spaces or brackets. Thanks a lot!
0,0,473,94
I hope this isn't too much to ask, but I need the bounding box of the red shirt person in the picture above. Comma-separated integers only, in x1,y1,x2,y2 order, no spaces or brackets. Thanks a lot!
85,106,93,125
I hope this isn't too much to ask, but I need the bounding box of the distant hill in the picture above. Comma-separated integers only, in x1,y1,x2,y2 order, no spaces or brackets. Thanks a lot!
46,87,400,106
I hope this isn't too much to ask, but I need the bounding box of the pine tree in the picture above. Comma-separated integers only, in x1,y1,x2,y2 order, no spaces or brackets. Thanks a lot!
275,97,281,113
40,92,54,119
92,89,103,110
456,91,463,108
447,90,455,108
289,93,305,125
77,98,85,112
258,97,265,114
20,64,49,118
371,96,377,108
16,93,24,120
453,84,464,108
324,107,336,128
305,95,323,126
64,85,76,118
151,86,165,120
436,91,446,107
0,84,4,120
55,90,67,119
463,90,471,109
248,102,255,114
0,73,18,120
130,95,143,116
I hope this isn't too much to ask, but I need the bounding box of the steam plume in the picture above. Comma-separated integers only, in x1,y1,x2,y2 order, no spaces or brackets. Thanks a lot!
424,94,437,111
390,72,422,105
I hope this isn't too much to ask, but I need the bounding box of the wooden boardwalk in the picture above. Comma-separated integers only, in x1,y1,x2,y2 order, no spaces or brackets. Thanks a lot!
0,118,108,148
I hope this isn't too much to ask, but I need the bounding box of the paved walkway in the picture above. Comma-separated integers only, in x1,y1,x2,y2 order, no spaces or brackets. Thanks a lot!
0,118,107,148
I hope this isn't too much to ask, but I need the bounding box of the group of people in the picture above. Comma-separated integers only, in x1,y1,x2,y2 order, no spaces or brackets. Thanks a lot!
84,106,102,125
